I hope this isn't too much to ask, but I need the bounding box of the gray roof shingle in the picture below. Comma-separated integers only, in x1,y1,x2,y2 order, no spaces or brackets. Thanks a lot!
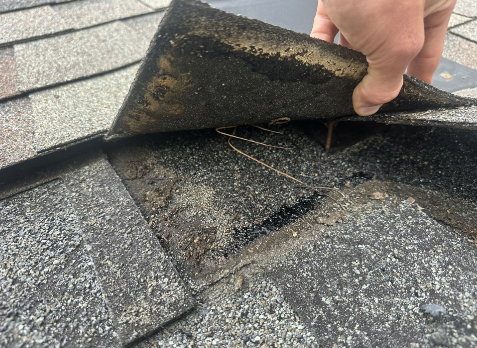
30,64,139,152
13,21,148,92
0,5,71,46
0,0,73,13
0,98,34,169
450,19,477,42
52,0,153,30
0,180,121,347
138,0,171,10
63,155,195,346
443,32,477,70
0,47,19,99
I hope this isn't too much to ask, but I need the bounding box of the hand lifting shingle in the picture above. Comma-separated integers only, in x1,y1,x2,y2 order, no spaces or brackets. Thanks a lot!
106,0,477,140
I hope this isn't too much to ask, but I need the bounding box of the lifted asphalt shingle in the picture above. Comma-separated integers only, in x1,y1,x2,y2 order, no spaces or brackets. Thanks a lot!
0,98,34,170
64,155,195,346
0,180,120,348
30,64,139,153
0,5,71,46
14,21,148,93
52,0,153,30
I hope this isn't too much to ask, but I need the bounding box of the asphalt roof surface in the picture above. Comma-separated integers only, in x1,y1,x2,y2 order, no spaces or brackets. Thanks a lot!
1,0,477,347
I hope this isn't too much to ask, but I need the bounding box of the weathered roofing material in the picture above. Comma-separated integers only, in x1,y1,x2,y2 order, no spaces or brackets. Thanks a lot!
63,155,195,346
30,64,139,152
0,5,71,46
107,0,477,139
0,180,121,347
52,0,153,30
0,98,34,168
14,21,148,92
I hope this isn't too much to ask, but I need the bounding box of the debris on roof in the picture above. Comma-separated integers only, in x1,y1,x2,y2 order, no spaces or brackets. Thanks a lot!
1,1,477,347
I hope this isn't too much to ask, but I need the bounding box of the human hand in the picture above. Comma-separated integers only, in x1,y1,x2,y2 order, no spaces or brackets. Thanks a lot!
311,0,456,116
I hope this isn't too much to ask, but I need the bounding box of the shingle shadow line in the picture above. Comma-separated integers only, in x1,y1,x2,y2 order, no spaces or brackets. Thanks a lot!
0,177,61,201
0,29,75,50
0,0,75,15
0,9,165,50
123,304,197,348
448,31,477,46
36,130,107,154
448,18,476,30
0,60,141,104
0,137,103,197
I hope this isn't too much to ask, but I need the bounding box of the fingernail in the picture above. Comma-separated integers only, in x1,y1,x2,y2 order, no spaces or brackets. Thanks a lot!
358,105,382,116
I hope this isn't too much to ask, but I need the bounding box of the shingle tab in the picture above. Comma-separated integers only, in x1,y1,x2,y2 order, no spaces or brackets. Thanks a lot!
0,98,35,169
0,180,120,348
454,0,477,18
0,47,19,99
30,64,139,152
122,11,164,40
448,13,472,28
0,0,72,13
139,0,171,10
450,19,477,42
53,0,152,30
14,21,148,92
0,5,71,46
64,156,195,346
443,33,477,70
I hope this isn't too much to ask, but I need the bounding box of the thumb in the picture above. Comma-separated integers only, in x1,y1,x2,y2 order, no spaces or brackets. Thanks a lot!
352,64,405,116
352,36,424,116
